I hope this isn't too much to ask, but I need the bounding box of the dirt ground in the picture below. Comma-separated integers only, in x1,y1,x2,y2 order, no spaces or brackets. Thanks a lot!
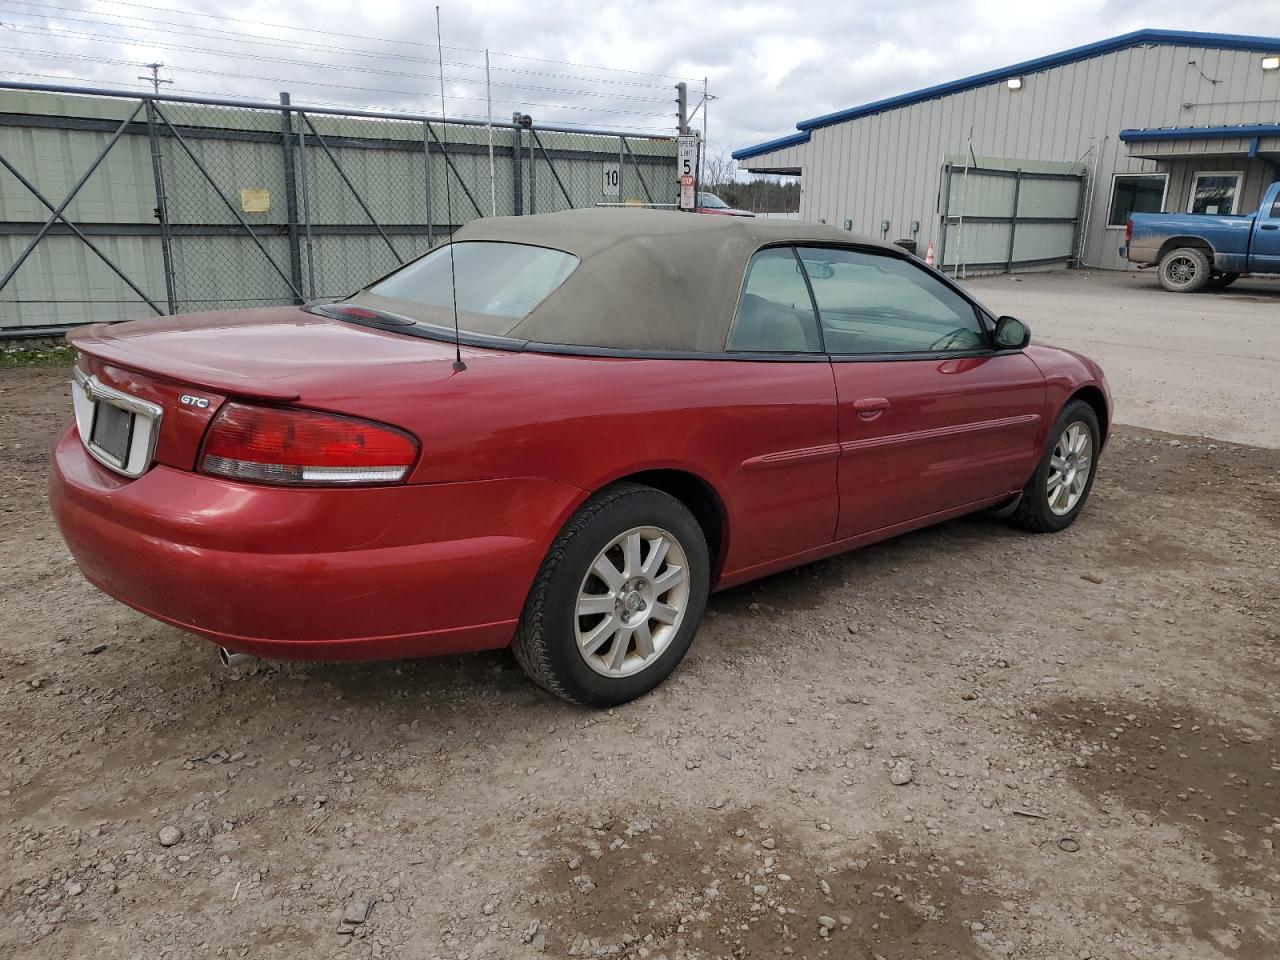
963,270,1280,449
1,361,1278,960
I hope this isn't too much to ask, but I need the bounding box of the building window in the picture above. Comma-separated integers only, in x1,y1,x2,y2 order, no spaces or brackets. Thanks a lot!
1187,171,1243,216
1107,174,1168,227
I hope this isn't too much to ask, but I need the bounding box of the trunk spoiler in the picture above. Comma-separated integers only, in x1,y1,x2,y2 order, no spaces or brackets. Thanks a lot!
66,324,302,402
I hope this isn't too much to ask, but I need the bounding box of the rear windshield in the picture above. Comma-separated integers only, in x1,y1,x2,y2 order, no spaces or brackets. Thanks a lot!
367,241,579,320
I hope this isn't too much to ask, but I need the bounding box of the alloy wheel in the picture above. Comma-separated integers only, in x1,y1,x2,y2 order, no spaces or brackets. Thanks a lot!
1047,421,1093,516
575,526,690,678
1167,255,1198,286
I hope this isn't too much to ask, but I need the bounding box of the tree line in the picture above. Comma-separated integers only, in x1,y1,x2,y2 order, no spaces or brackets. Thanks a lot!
700,145,800,213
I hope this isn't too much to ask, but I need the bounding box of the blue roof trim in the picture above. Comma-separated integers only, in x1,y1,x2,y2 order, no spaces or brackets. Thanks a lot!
732,29,1280,159
1120,123,1280,141
731,130,810,161
797,30,1280,131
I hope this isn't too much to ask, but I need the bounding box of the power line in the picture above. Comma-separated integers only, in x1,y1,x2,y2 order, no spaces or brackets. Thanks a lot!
0,40,671,103
0,70,677,133
6,0,699,81
0,5,687,89
0,45,673,118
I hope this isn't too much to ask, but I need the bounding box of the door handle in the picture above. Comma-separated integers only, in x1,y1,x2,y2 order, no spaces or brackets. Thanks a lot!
1261,224,1279,231
853,397,890,419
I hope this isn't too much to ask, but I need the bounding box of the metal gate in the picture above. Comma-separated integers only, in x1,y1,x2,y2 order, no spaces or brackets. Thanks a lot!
0,82,678,334
937,157,1086,277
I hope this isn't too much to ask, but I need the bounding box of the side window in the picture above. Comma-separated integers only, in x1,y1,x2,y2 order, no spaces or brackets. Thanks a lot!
727,247,822,353
1187,171,1242,216
795,247,984,355
1107,173,1167,227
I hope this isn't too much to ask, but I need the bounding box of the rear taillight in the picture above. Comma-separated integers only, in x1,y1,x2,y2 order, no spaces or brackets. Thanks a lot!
1126,219,1133,244
200,402,418,485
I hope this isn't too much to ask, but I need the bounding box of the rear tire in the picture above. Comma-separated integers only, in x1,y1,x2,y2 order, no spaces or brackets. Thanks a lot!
1158,247,1211,293
1010,400,1100,534
512,483,709,707
1206,271,1239,289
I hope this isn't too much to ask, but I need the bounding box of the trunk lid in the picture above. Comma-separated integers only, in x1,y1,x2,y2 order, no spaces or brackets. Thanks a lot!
68,306,469,474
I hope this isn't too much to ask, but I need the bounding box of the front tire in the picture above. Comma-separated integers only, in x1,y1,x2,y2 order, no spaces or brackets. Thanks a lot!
1158,247,1211,293
1010,400,1100,533
512,483,709,707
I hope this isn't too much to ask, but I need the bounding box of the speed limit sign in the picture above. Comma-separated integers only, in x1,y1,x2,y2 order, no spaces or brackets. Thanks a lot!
676,135,699,209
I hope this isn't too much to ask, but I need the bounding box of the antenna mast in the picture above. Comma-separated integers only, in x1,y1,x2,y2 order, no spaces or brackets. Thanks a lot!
436,6,466,373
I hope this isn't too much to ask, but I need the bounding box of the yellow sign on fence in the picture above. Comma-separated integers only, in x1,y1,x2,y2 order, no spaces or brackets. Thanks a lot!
240,188,270,213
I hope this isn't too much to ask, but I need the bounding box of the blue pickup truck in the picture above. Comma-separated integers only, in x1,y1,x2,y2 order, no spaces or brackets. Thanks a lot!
1122,180,1280,292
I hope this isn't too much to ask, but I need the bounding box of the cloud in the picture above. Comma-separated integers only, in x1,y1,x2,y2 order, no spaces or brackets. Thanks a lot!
1,0,1277,158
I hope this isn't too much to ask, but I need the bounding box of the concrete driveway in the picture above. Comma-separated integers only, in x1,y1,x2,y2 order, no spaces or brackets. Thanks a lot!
962,270,1280,449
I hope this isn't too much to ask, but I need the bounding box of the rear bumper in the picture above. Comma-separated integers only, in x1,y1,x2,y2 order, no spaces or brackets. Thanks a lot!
49,426,583,660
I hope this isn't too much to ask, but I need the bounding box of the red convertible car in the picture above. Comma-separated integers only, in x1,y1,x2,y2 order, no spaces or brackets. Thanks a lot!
50,210,1109,706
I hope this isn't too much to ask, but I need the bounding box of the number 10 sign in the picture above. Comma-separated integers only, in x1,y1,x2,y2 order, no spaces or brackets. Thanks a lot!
602,161,620,197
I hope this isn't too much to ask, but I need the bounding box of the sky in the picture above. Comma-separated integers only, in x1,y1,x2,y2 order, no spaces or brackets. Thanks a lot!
2,0,1279,162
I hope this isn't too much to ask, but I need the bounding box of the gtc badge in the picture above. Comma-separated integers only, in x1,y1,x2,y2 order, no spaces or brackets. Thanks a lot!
180,394,211,409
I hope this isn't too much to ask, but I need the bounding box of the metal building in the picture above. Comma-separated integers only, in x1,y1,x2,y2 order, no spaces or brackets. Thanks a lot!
733,29,1280,274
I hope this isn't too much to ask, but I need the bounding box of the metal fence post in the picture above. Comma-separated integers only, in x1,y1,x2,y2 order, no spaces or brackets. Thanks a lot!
143,99,178,313
297,112,317,299
278,92,305,305
1006,169,1023,273
617,136,625,201
528,121,537,214
423,121,433,246
512,125,523,215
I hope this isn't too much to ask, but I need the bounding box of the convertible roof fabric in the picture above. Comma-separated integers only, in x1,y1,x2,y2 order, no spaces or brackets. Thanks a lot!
349,208,896,352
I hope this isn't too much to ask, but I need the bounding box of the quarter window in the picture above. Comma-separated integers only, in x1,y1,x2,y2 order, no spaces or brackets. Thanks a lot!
1187,171,1242,216
795,247,985,355
369,241,579,321
726,247,822,353
1107,173,1167,227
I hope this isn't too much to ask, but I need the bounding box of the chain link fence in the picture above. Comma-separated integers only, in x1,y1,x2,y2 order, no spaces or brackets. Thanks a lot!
0,82,679,332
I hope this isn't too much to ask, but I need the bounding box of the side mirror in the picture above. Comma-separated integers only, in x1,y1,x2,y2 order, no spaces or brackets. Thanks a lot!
994,315,1031,350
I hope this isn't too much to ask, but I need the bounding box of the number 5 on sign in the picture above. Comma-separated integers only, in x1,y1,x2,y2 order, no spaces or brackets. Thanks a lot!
602,162,620,197
677,135,699,209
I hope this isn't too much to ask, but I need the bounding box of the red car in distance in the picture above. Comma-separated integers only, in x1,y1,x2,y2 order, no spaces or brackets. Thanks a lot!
695,191,755,217
50,209,1110,707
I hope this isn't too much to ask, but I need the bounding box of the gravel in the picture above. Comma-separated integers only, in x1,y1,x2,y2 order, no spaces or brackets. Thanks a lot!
2,363,1278,959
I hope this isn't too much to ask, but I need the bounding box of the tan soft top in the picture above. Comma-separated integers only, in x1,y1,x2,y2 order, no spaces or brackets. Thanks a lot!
349,208,895,352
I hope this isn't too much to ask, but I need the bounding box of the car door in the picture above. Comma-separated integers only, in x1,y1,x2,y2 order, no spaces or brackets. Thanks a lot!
1249,191,1280,271
720,246,839,568
794,246,1046,541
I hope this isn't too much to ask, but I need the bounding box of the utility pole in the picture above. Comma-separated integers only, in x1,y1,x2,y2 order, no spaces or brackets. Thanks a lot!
699,77,708,193
137,62,172,96
675,81,688,135
485,49,496,217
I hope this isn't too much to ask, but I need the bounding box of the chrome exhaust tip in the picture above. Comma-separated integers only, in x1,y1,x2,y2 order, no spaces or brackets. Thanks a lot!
218,646,255,668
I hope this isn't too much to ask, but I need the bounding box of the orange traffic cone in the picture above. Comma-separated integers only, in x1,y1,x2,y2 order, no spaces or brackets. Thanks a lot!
924,242,936,267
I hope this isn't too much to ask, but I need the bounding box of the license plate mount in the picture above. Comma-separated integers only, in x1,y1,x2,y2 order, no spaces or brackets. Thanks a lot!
89,400,135,468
